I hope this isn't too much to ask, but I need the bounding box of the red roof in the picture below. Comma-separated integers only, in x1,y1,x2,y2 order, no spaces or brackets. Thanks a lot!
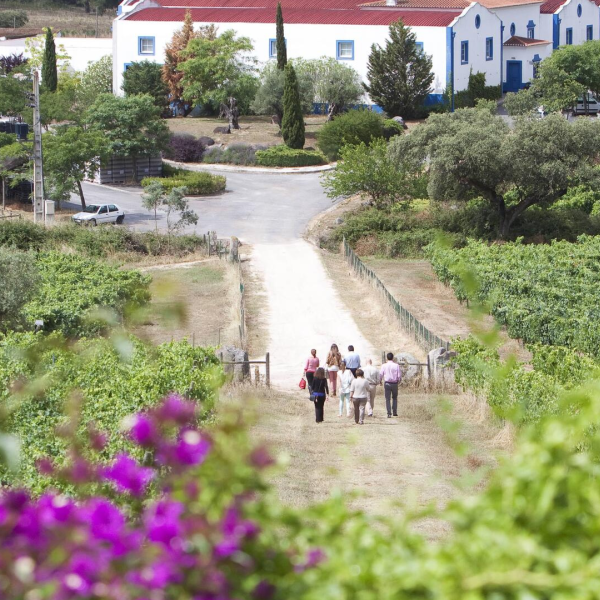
125,6,460,25
503,34,550,45
540,0,566,12
359,0,469,7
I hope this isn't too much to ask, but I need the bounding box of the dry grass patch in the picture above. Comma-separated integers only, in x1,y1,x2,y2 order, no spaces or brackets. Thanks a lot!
168,115,327,149
133,258,240,348
240,246,269,358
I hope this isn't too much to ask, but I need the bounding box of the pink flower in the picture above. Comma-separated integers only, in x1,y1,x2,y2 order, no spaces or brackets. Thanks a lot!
145,500,184,547
249,446,275,469
156,394,196,425
103,454,155,496
129,414,157,447
174,430,211,466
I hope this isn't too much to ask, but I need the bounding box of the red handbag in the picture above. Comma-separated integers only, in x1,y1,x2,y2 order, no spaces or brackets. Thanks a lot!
299,377,307,390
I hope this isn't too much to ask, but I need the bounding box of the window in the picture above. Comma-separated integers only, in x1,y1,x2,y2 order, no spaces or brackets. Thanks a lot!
510,23,516,36
486,37,493,60
109,205,118,212
577,3,582,17
587,25,593,40
124,63,132,71
527,27,535,38
460,40,468,64
138,36,155,55
475,14,481,29
566,27,573,44
99,206,108,214
336,40,354,60
269,39,277,58
416,41,424,53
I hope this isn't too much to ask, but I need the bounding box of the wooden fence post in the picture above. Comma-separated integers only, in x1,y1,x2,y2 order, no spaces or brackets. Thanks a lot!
266,352,270,388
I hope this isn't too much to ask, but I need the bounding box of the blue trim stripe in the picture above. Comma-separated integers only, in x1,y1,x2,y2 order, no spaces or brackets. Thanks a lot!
553,14,560,49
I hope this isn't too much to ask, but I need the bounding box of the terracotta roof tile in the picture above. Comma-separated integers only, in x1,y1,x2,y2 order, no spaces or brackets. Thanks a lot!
540,0,566,12
358,0,468,8
125,6,461,25
478,0,543,7
503,34,551,45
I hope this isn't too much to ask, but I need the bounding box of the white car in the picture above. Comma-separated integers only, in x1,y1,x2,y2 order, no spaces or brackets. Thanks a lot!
71,203,125,226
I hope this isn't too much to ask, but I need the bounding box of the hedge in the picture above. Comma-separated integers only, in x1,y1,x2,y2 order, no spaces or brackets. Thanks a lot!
255,145,327,167
142,167,226,195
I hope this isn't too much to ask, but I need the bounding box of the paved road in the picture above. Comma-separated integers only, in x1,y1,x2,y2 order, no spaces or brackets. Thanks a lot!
69,170,334,244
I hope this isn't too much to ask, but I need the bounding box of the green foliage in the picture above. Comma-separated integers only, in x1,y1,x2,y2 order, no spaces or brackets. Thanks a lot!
0,69,30,118
453,71,501,109
180,30,255,108
203,143,265,165
281,63,305,149
250,61,314,121
22,252,150,336
76,55,112,109
141,181,198,236
275,2,287,70
391,109,600,238
255,145,326,167
549,185,600,214
426,236,600,355
364,19,434,119
317,109,387,161
43,125,109,206
40,71,80,125
142,167,226,195
121,60,169,111
41,27,58,93
382,118,405,140
503,87,539,116
0,10,28,28
0,332,221,492
322,139,418,208
85,93,171,160
0,249,38,331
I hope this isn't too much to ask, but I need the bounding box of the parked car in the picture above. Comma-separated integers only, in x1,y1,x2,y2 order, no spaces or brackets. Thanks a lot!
573,94,600,115
71,203,125,226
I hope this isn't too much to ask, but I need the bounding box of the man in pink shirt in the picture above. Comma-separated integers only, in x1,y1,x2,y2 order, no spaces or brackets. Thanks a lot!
379,353,402,418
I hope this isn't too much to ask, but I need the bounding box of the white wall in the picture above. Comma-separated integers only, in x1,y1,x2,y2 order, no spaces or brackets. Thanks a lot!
0,37,111,73
112,17,450,98
493,4,544,39
556,0,599,45
452,4,503,91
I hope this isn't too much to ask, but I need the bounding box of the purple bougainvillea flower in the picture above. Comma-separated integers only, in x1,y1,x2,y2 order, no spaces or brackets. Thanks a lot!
248,446,275,470
129,561,179,589
36,458,55,476
174,430,211,466
129,414,157,447
37,494,77,526
156,394,196,425
214,538,239,559
253,580,276,600
69,457,98,484
103,454,155,496
87,499,126,544
221,507,259,540
145,500,184,547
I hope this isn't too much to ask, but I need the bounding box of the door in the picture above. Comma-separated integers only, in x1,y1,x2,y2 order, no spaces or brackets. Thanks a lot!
97,205,109,223
505,61,522,93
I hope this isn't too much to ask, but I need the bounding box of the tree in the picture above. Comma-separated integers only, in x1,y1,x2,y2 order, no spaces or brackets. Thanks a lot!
364,19,433,118
0,248,38,332
40,71,80,127
391,109,600,237
180,30,255,127
0,53,28,76
43,126,109,208
281,63,305,149
122,61,169,111
76,55,113,110
162,11,216,116
0,69,30,118
41,27,58,93
298,57,364,119
141,180,163,231
85,94,171,174
142,181,198,237
250,61,313,123
321,139,422,209
275,2,287,70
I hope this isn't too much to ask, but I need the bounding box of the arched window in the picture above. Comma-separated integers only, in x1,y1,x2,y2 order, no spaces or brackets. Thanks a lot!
510,23,516,36
577,3,582,17
475,14,481,28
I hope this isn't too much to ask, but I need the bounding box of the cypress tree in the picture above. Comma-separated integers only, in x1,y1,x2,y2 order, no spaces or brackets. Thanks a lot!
281,63,305,149
276,3,287,70
41,27,58,92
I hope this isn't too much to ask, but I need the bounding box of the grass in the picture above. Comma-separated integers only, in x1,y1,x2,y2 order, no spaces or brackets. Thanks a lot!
0,3,114,37
167,115,328,149
133,259,241,349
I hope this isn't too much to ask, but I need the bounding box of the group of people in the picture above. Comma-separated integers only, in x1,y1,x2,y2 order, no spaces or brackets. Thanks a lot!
302,345,403,425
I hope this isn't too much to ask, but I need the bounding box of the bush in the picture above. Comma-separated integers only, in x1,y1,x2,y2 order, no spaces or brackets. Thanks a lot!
0,248,38,330
0,219,48,251
142,168,226,195
550,185,600,214
203,143,265,165
317,109,387,161
166,134,205,163
382,119,405,140
255,145,327,167
0,10,27,28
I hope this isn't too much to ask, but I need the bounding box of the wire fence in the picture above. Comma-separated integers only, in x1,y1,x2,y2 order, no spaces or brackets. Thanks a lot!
343,238,451,353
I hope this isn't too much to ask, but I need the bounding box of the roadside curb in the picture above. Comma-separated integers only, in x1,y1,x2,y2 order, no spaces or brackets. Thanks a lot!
164,159,336,175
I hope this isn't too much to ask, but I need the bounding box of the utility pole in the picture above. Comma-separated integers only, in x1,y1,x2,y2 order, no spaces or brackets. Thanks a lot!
32,70,45,224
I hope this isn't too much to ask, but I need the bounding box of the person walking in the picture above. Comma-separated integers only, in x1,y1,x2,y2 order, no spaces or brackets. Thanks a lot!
304,349,319,393
337,359,354,417
380,353,402,418
344,345,361,377
311,367,329,423
362,358,380,417
326,343,342,396
350,369,369,425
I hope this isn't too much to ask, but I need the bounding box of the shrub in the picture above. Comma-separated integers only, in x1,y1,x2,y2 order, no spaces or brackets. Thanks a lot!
0,248,38,331
382,119,405,140
142,168,226,195
255,145,327,167
0,219,48,251
551,185,600,214
166,134,205,163
317,109,386,161
0,10,27,28
203,143,265,165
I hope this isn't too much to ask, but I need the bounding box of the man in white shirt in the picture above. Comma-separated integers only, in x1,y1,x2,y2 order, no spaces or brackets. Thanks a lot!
344,345,361,377
362,358,380,417
379,353,402,418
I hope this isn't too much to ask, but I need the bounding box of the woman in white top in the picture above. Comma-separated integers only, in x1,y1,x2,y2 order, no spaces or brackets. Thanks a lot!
337,359,354,417
350,368,370,425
